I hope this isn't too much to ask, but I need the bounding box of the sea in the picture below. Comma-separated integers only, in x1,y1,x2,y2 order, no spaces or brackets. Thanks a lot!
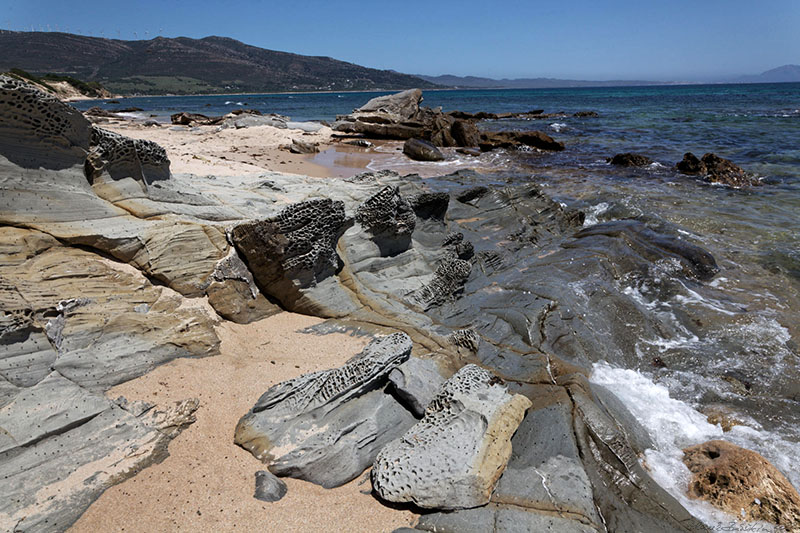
74,83,800,525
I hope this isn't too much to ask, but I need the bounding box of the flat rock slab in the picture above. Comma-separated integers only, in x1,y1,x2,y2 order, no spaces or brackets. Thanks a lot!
388,356,446,417
372,364,531,509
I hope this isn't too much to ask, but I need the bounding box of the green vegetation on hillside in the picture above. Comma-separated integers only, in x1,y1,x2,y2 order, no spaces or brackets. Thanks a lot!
6,67,107,97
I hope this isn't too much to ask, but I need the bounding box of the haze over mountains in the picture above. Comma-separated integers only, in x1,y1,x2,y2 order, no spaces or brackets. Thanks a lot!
0,30,797,95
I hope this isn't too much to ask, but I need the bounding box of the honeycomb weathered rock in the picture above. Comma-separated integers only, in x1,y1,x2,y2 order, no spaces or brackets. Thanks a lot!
372,364,531,509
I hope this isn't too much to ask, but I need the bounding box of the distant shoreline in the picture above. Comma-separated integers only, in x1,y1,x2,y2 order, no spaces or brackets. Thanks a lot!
82,80,800,101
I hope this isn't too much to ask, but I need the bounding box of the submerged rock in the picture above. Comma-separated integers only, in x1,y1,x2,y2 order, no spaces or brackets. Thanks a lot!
683,440,800,530
373,364,531,509
234,333,415,488
403,138,445,161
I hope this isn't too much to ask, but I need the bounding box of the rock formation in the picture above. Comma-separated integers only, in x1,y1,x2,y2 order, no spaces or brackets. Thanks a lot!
234,333,415,487
373,365,531,509
333,89,564,153
3,77,773,533
677,152,760,187
683,440,800,530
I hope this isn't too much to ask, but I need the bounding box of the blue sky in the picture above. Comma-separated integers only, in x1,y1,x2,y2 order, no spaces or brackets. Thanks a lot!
2,0,798,80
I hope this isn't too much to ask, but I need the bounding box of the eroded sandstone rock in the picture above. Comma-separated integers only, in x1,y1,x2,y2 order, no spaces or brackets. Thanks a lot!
372,364,531,509
683,440,800,530
234,333,415,487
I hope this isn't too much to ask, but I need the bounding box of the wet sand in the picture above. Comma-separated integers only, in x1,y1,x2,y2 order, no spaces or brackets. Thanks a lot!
69,312,418,533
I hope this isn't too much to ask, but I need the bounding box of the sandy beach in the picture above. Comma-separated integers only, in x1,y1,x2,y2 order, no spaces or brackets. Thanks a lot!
69,312,418,533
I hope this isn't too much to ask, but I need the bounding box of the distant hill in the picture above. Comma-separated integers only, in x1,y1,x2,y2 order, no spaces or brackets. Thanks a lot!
0,31,438,95
416,74,663,89
734,65,800,84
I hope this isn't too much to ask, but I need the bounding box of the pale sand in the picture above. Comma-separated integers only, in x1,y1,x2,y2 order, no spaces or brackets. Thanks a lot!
102,120,340,178
69,312,417,533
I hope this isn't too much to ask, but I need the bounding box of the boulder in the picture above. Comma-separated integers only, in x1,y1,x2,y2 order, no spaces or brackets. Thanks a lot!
683,440,800,530
403,138,445,161
478,130,565,152
608,152,654,167
84,106,120,118
234,333,416,488
451,120,481,147
573,111,599,117
676,152,758,187
372,364,532,509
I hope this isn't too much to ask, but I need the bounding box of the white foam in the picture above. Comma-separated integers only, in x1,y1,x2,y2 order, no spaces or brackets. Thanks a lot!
590,362,800,529
583,201,609,226
550,122,567,132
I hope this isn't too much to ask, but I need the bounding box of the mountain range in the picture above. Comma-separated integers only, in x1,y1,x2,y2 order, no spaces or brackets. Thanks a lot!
0,30,437,94
0,30,797,95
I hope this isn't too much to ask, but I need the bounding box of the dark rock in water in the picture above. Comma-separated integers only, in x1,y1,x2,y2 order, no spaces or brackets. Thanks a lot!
478,130,565,152
456,147,481,157
289,138,319,154
451,120,481,147
230,108,262,116
116,107,144,113
344,139,373,147
676,152,705,174
254,470,287,502
676,152,759,187
234,333,415,488
683,440,800,530
403,138,445,161
572,220,719,280
574,110,599,117
608,152,654,167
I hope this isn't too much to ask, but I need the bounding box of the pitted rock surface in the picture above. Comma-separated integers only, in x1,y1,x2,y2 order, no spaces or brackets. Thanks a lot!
410,258,472,310
0,74,91,169
372,364,531,509
355,186,416,239
232,199,355,313
448,329,480,353
87,126,170,183
234,333,415,487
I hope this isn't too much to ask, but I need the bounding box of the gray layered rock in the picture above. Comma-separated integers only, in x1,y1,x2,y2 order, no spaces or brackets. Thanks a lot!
409,258,472,310
234,333,416,487
372,365,532,509
86,125,170,184
356,185,416,254
388,356,446,416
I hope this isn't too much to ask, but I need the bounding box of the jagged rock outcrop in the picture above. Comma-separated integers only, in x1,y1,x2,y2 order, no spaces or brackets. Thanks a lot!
683,440,800,530
356,186,416,251
608,152,654,167
451,120,481,147
234,333,416,488
676,152,759,187
409,258,472,310
372,364,531,509
231,199,358,316
403,138,445,161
